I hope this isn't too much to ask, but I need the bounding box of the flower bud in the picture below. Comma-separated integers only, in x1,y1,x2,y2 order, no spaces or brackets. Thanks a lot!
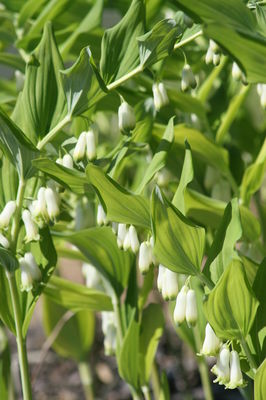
205,47,214,65
138,241,153,274
161,268,179,301
96,204,107,226
157,264,165,293
62,154,74,169
0,233,9,248
86,130,97,161
232,62,242,81
211,345,230,385
201,323,221,356
118,101,136,132
0,201,16,229
181,64,197,92
227,351,243,389
22,209,40,242
185,289,197,327
123,230,131,251
152,82,169,111
20,259,33,292
173,286,188,325
44,188,60,221
73,132,86,162
213,53,221,66
209,39,219,54
82,263,103,290
117,223,127,248
24,252,42,281
129,225,139,253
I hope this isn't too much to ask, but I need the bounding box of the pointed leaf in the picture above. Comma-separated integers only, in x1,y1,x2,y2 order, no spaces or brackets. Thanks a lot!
152,187,205,275
254,355,266,400
204,259,259,340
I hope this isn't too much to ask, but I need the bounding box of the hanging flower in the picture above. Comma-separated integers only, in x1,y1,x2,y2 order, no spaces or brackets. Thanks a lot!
117,223,127,248
138,241,153,274
152,82,169,111
22,210,40,242
44,188,60,221
101,312,117,356
20,259,33,292
161,267,179,301
96,204,108,226
82,263,103,291
128,225,139,253
211,345,230,385
73,132,87,162
24,252,42,281
181,64,197,92
201,323,221,356
123,229,131,251
0,201,16,229
157,264,166,293
173,286,188,325
226,351,244,389
62,154,74,169
86,130,97,161
185,289,198,327
118,101,136,133
0,233,9,248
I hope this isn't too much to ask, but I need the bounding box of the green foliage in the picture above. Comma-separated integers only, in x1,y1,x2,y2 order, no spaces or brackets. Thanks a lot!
254,358,266,400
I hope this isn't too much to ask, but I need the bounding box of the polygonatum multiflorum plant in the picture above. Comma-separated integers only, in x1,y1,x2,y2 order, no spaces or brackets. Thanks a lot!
0,0,265,399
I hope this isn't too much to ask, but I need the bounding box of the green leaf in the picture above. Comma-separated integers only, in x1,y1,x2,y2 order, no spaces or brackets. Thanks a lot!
100,0,145,84
204,259,259,340
136,117,174,194
0,269,15,333
138,19,178,68
12,22,67,144
152,187,205,275
118,311,140,389
86,164,150,229
139,304,164,385
0,52,25,72
32,157,87,194
0,108,38,179
58,227,133,297
0,248,19,273
159,371,170,400
166,85,207,120
60,0,104,57
17,0,47,28
61,46,106,117
44,275,112,312
0,326,11,399
204,198,242,283
254,358,266,400
172,141,193,214
43,295,95,362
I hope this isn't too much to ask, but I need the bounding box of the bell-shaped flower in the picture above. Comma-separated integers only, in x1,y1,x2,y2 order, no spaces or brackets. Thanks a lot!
232,62,242,81
0,233,9,248
20,259,33,292
22,209,40,242
226,351,244,389
31,187,49,224
102,312,117,355
82,263,103,291
62,154,74,169
181,64,197,92
129,225,139,253
157,264,166,293
123,230,131,251
138,241,153,274
24,252,42,282
118,101,136,133
213,53,221,66
152,82,169,111
45,188,60,221
96,204,107,226
86,130,97,161
117,223,127,248
211,345,230,385
0,201,16,229
185,289,197,327
173,286,188,325
201,323,221,356
257,84,266,109
205,47,214,65
161,268,179,301
73,132,87,162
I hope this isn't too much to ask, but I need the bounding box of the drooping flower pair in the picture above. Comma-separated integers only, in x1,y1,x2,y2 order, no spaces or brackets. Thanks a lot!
116,223,140,253
30,186,61,228
174,286,197,327
20,252,42,292
73,130,97,162
205,40,221,66
157,264,179,301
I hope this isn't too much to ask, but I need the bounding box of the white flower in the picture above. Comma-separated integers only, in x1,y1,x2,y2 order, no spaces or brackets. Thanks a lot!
138,241,153,274
20,259,33,292
152,82,169,111
123,230,131,251
211,345,230,385
22,210,40,242
0,233,9,248
232,62,242,81
82,263,103,290
24,252,42,281
201,323,221,356
102,312,116,355
161,267,179,301
62,154,74,169
185,289,197,327
157,264,165,293
118,101,136,132
86,130,97,161
44,188,60,221
31,187,48,222
0,201,16,229
56,157,63,165
129,225,139,253
73,132,87,162
258,84,266,108
227,351,243,389
173,285,188,325
213,53,221,66
117,223,127,248
96,204,107,226
209,39,219,54
181,64,197,92
205,47,214,65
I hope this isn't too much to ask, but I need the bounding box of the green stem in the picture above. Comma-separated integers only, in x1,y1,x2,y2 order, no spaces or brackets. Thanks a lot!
37,115,71,150
142,385,152,400
78,362,94,400
240,337,257,374
174,30,203,50
197,271,214,290
6,272,32,400
112,297,124,344
216,84,250,144
193,327,213,400
10,178,26,251
151,361,161,400
107,65,143,91
197,56,228,103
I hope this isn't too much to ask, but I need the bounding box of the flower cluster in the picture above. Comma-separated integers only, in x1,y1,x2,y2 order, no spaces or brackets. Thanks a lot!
174,286,198,327
0,200,16,248
157,264,179,301
19,252,42,292
205,40,221,66
73,130,97,162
